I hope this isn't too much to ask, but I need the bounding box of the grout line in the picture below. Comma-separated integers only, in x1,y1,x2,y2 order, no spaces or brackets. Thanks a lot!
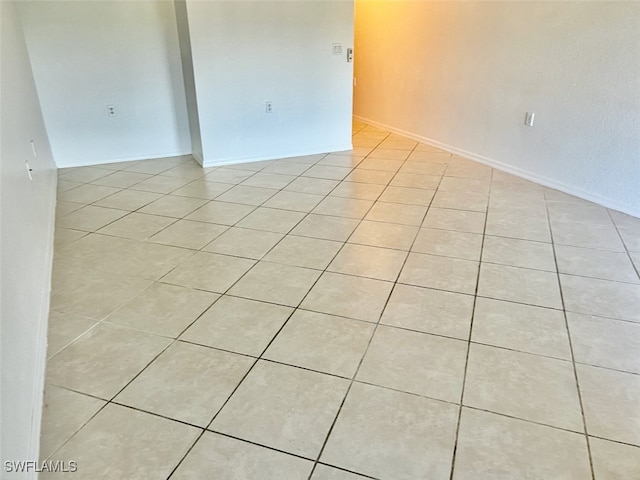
448,166,492,480
544,196,597,480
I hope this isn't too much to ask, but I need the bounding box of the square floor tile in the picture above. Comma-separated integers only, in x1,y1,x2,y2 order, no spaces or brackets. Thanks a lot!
301,272,393,322
312,197,373,219
58,184,121,205
106,283,217,338
381,284,474,339
464,344,583,431
46,323,171,399
264,236,342,270
302,165,352,181
263,191,325,212
291,214,360,242
92,171,152,188
482,236,556,271
185,201,255,225
237,207,306,233
180,296,293,356
478,263,562,309
423,208,485,234
311,465,369,479
264,310,374,378
96,212,176,240
390,172,441,190
400,253,479,294
124,159,177,175
472,298,571,360
215,185,277,206
57,233,193,281
210,361,349,458
485,210,551,242
115,342,253,426
94,189,163,211
39,386,106,460
59,166,113,184
431,190,488,212
162,252,255,293
285,177,340,195
206,168,255,184
47,311,96,358
202,227,283,259
452,408,590,480
329,182,385,201
321,382,458,480
555,245,639,283
242,172,297,189
41,404,199,480
357,325,466,402
364,201,427,226
344,169,395,185
349,220,418,250
150,219,227,250
327,243,406,281
551,221,625,251
56,205,128,232
228,261,321,306
589,437,640,480
50,263,152,320
568,313,640,374
577,364,640,446
139,195,208,218
131,175,192,194
378,186,435,206
560,274,640,322
55,201,83,218
412,228,483,261
172,180,232,200
54,227,87,247
172,432,313,479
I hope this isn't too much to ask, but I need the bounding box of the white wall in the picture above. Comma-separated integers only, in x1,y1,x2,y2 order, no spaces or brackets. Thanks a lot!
17,1,191,168
185,0,354,166
354,1,640,216
174,0,203,164
1,1,57,473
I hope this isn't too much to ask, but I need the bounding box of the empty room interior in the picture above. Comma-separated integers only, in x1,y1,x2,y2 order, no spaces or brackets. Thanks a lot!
2,0,640,478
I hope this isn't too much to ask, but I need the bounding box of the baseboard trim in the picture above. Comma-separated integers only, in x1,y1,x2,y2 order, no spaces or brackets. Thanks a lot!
354,115,639,218
201,143,353,168
56,151,193,169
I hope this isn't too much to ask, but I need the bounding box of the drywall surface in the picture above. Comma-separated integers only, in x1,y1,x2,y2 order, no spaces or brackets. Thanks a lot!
354,1,640,215
17,1,191,167
185,0,354,166
174,0,203,164
1,1,57,473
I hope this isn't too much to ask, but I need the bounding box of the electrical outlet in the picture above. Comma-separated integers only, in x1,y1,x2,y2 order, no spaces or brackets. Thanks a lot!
524,112,535,126
332,43,343,55
107,105,116,117
265,101,273,114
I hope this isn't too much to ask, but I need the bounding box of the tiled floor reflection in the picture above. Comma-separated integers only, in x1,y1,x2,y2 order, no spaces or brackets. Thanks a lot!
42,120,640,479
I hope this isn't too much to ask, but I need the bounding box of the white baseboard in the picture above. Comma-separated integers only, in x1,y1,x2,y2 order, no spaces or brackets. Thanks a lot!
201,143,353,168
55,150,193,169
354,115,640,218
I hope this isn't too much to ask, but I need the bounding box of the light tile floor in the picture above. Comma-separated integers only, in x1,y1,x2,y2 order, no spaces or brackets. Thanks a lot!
42,120,640,479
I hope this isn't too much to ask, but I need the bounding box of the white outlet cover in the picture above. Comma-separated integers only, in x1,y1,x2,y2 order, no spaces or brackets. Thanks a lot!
332,43,343,55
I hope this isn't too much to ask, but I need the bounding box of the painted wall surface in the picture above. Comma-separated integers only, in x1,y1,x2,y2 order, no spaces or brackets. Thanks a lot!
1,1,57,472
354,1,640,215
185,0,354,166
174,0,203,164
17,1,191,168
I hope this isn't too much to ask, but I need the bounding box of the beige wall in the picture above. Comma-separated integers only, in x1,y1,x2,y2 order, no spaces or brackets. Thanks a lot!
354,1,640,216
